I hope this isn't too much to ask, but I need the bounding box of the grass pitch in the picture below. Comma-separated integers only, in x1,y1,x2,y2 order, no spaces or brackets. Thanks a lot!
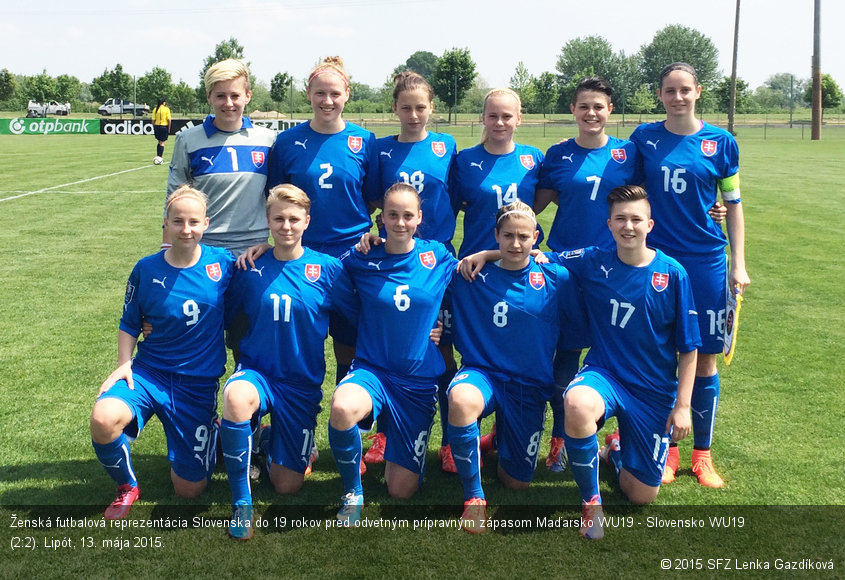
1,127,843,577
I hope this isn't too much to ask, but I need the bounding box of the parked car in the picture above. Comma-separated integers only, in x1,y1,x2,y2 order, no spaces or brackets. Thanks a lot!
27,100,70,117
98,98,150,116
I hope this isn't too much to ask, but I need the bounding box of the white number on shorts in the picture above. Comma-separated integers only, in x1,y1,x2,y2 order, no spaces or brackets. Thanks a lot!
226,146,239,171
183,299,200,326
318,163,334,189
413,430,429,459
652,433,670,463
393,285,411,311
194,424,209,452
609,299,635,328
493,301,509,328
271,293,292,322
492,183,518,208
706,308,726,337
526,430,541,458
300,428,314,460
661,166,687,195
586,175,601,200
399,170,425,193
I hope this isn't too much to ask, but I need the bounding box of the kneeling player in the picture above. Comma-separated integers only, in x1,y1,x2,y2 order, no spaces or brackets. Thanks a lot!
90,186,234,519
555,185,700,539
448,201,584,533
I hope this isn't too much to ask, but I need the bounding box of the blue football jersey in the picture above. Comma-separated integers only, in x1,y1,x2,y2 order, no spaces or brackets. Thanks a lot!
538,136,642,251
450,258,582,388
225,248,349,386
630,121,739,255
267,121,379,248
553,247,701,398
120,245,235,379
376,132,457,244
339,239,458,378
450,143,544,258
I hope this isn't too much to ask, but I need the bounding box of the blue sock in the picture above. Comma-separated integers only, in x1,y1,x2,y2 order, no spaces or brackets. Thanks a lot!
220,418,253,505
447,421,484,501
329,424,363,496
92,433,137,487
691,374,720,449
563,433,600,503
437,372,452,446
606,443,622,479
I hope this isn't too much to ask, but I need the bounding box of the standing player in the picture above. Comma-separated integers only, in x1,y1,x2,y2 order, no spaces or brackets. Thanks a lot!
447,201,583,533
220,184,353,540
328,183,458,525
152,97,171,165
166,59,275,256
558,185,700,540
365,71,459,472
630,62,750,488
266,56,379,385
90,186,234,519
534,76,642,472
450,88,544,259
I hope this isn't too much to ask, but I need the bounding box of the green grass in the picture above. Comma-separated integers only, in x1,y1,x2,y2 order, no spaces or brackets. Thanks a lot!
1,132,843,577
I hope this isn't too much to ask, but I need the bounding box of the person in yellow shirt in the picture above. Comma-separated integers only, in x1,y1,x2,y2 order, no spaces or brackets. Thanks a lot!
152,98,172,165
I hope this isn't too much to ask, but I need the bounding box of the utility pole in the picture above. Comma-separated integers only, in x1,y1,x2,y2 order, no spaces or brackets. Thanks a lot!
728,0,741,135
811,0,822,140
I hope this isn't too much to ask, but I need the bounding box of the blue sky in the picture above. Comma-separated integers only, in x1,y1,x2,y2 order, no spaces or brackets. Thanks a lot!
3,0,841,92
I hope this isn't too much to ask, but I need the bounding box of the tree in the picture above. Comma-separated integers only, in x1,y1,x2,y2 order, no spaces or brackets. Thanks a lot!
136,67,172,106
91,64,133,102
628,85,656,121
54,74,81,104
270,72,291,103
431,47,476,123
531,72,557,117
393,50,439,81
200,37,247,83
0,69,16,102
555,36,626,111
803,73,842,116
639,25,720,91
762,73,808,109
509,61,536,110
712,76,755,114
169,80,198,114
27,70,58,104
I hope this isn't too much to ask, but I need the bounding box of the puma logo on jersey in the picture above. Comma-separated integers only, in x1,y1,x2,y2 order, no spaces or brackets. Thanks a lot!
294,139,307,149
646,139,660,150
250,266,265,277
477,272,489,284
470,161,484,170
380,149,392,158
201,156,214,165
368,261,382,270
600,265,613,278
561,154,575,162
152,277,167,288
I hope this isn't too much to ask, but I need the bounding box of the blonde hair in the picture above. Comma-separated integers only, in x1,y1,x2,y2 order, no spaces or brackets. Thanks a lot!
266,184,311,215
307,56,350,90
495,200,536,231
204,59,251,97
165,185,208,216
480,87,522,145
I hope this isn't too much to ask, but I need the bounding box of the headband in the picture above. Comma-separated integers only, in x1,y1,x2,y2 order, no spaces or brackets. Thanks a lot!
308,68,349,88
166,192,204,210
496,210,537,226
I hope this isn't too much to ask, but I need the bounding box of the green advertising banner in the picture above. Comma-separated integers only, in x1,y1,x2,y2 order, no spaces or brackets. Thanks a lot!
0,118,100,135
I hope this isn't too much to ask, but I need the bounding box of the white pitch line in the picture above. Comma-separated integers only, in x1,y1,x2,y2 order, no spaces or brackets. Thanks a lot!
0,165,152,203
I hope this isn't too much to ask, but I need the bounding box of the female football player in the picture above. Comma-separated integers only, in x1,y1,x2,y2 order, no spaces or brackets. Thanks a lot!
364,71,459,473
266,56,379,385
447,201,583,533
328,183,458,525
220,184,352,540
630,62,750,488
90,186,234,519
